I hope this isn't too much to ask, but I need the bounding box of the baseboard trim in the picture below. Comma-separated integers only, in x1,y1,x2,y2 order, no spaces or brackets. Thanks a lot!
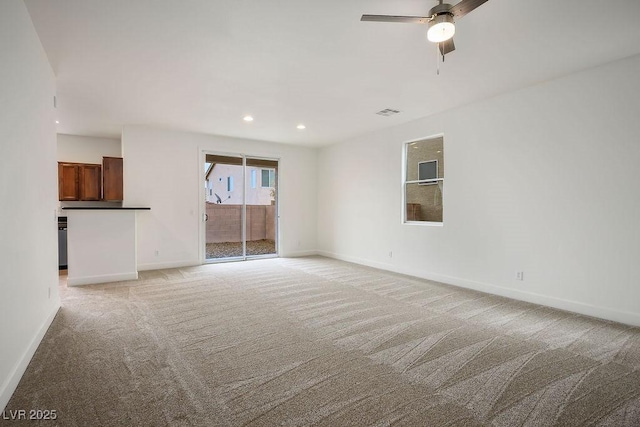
139,254,320,271
282,250,318,258
317,250,640,327
0,303,60,412
137,260,198,271
67,272,138,286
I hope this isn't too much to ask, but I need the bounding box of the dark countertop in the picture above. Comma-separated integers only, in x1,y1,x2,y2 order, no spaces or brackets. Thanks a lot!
62,207,151,210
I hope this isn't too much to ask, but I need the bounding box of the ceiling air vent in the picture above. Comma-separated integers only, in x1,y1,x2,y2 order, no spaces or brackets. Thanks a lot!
376,108,401,117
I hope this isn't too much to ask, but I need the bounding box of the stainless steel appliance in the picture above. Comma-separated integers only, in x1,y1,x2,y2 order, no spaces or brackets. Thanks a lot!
58,216,67,269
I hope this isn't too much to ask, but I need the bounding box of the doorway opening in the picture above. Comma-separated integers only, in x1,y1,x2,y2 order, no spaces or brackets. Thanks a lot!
203,153,278,262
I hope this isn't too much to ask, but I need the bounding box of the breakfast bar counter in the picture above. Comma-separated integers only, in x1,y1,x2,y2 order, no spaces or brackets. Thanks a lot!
62,207,150,286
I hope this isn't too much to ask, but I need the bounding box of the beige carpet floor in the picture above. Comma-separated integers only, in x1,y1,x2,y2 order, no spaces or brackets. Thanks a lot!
4,256,640,426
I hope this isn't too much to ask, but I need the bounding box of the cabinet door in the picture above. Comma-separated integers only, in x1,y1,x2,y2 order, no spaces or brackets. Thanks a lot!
58,163,79,201
79,164,102,201
102,157,123,201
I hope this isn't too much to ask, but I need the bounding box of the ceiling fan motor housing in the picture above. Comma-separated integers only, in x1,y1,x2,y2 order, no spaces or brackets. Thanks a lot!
429,3,454,18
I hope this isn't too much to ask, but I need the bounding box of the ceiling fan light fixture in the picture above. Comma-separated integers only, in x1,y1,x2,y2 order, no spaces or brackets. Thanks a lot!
427,14,455,42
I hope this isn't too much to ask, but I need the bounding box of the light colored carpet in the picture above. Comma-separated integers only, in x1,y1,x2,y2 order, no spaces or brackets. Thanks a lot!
4,256,640,426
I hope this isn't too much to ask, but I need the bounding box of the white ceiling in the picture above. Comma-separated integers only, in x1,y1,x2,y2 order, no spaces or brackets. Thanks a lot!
24,0,640,147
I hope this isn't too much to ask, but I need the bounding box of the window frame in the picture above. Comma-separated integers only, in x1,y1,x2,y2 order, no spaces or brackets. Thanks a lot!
402,135,445,226
261,168,275,188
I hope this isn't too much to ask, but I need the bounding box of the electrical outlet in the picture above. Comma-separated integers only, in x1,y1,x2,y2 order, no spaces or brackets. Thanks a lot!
389,251,393,258
516,271,524,281
154,250,160,256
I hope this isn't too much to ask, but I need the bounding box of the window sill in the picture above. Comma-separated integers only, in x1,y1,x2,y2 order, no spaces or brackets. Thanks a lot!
403,221,443,227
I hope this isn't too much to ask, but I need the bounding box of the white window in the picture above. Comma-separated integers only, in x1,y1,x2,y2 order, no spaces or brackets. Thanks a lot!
261,169,275,187
227,176,234,192
251,170,257,189
404,137,444,223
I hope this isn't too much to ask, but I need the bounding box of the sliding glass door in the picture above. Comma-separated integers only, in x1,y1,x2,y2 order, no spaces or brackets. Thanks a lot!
203,153,278,262
244,157,277,258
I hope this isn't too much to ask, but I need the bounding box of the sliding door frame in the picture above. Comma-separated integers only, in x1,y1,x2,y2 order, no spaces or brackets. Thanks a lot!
244,155,279,261
199,149,279,264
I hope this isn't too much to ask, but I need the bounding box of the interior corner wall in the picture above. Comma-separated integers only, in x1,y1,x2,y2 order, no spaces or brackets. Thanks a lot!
57,134,122,164
122,126,318,270
0,0,60,411
317,54,640,326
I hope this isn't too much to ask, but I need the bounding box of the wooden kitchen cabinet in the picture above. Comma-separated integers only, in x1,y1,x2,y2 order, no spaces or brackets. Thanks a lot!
58,162,102,201
58,163,80,201
102,157,123,201
79,164,102,200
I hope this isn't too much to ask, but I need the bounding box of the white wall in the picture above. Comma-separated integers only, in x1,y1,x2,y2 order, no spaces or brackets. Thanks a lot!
318,54,640,326
57,133,121,164
0,0,60,411
67,210,138,286
122,126,317,270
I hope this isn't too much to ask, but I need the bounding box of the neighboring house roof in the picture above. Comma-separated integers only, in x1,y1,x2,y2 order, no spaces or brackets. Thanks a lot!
205,163,215,180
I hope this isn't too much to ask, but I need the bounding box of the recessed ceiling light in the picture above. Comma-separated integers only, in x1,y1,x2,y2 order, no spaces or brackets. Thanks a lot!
55,120,59,124
243,115,254,122
296,124,306,130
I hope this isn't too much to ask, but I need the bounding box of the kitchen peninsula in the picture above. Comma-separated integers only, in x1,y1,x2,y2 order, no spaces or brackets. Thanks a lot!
62,207,150,286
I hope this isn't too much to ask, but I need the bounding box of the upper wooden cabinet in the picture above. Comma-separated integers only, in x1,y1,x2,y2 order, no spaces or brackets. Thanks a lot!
58,163,80,201
102,157,123,201
79,164,102,201
58,162,102,201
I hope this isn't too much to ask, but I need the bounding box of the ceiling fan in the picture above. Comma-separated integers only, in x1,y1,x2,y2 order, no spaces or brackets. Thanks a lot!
361,0,489,57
